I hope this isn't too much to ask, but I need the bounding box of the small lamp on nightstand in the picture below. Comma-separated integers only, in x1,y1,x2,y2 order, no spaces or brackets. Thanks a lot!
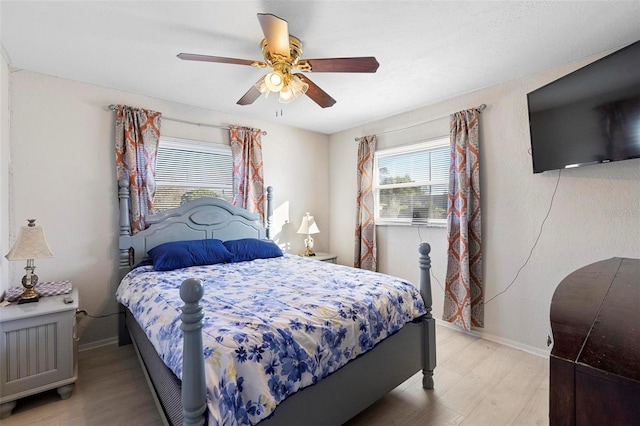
297,212,320,256
5,219,54,304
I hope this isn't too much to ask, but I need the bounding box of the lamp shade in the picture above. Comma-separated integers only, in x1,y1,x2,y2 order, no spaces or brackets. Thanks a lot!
297,212,320,235
5,219,54,261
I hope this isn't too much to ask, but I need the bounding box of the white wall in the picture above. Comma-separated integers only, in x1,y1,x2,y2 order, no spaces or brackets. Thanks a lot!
0,52,9,293
8,70,329,346
329,53,640,355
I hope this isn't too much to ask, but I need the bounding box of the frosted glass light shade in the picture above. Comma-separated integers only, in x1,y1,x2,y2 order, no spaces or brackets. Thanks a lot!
289,75,309,95
279,75,309,103
255,78,270,97
279,85,295,103
264,71,284,92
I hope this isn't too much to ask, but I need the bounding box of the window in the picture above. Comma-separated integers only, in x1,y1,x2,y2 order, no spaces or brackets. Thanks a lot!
374,136,449,225
153,136,233,212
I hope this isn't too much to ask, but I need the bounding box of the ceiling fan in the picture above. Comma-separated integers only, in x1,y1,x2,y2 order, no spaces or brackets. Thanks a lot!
177,13,380,108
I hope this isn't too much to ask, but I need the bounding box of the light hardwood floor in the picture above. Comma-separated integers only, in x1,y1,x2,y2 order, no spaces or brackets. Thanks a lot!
345,325,549,426
3,325,549,425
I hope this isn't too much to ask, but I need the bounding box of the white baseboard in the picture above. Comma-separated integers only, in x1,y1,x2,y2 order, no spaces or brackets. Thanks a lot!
78,336,119,352
435,319,551,359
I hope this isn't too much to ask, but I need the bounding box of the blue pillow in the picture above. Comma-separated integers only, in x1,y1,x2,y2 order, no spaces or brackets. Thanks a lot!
223,238,283,262
147,239,233,271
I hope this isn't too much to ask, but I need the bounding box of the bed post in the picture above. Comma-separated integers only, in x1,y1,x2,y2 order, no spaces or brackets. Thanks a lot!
118,179,132,345
266,186,273,239
118,179,131,271
180,278,207,426
419,242,436,389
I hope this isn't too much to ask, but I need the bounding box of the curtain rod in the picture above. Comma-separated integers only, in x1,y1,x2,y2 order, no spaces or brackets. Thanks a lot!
354,103,486,141
108,105,267,136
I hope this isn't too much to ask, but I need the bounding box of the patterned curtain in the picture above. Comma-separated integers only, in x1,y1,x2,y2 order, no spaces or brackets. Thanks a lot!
443,108,483,331
115,105,162,235
354,135,377,271
229,126,265,221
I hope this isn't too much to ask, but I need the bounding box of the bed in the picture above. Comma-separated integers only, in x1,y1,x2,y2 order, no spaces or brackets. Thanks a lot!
115,181,436,426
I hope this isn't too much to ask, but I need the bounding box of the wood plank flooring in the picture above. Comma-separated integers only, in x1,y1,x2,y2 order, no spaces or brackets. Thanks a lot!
2,340,163,425
345,326,549,426
3,325,549,425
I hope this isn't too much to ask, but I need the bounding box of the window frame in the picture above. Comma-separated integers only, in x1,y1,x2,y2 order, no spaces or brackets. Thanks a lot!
373,136,450,227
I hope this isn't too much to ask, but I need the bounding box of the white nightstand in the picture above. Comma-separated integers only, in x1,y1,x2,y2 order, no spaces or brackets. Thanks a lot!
0,288,79,419
302,253,338,263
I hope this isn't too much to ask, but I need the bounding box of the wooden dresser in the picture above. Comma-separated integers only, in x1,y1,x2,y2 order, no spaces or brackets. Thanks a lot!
549,257,640,425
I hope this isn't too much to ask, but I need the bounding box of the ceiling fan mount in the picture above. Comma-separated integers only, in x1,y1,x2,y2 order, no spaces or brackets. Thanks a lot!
260,35,305,69
177,13,379,108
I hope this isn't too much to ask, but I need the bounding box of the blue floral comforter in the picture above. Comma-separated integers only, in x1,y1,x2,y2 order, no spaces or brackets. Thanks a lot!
116,254,426,425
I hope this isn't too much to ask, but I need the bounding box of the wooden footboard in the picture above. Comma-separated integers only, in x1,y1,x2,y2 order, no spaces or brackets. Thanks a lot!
179,243,436,425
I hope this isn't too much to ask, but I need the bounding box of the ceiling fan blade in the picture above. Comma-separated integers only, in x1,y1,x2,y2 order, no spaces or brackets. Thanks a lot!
299,57,380,73
257,13,290,59
297,75,336,108
177,53,266,67
237,77,265,106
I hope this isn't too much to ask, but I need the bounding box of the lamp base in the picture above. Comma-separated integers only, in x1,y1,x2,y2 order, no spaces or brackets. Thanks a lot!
304,235,315,256
19,272,40,304
18,295,40,304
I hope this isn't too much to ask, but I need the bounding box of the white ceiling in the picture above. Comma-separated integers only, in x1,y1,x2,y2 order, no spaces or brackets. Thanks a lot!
2,1,640,134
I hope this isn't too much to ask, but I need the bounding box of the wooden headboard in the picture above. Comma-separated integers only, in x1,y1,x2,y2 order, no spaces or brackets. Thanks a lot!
117,180,273,273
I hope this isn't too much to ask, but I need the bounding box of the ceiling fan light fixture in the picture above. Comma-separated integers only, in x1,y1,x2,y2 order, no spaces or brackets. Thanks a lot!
278,74,309,103
255,79,271,98
279,85,295,103
264,71,284,92
289,75,309,95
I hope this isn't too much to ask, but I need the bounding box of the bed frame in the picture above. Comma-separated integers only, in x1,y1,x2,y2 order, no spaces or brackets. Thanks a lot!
116,180,436,426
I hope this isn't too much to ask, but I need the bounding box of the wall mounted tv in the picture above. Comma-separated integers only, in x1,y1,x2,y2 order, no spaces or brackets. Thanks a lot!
527,40,640,173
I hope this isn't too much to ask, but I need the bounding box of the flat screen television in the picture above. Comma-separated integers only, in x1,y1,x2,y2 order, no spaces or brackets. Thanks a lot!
527,40,640,173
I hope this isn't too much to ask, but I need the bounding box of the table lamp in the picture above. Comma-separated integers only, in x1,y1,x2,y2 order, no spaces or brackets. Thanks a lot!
5,219,54,303
297,212,320,256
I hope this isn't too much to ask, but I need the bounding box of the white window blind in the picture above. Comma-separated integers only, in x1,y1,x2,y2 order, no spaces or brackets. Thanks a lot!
153,136,233,212
374,136,450,225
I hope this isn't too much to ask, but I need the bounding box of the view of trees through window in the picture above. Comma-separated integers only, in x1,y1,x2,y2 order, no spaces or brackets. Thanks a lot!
153,187,233,213
375,139,449,224
378,176,448,221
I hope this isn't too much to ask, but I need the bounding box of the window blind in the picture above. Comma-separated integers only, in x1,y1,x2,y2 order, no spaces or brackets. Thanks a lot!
374,137,449,224
153,137,233,212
